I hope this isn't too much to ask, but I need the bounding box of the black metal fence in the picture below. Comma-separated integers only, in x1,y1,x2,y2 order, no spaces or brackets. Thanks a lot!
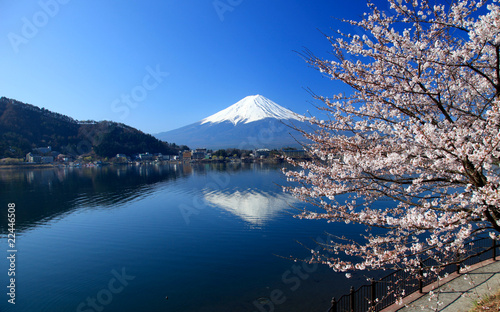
327,237,498,312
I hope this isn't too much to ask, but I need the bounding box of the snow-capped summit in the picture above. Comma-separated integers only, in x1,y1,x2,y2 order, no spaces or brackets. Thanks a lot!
155,95,309,149
201,95,302,125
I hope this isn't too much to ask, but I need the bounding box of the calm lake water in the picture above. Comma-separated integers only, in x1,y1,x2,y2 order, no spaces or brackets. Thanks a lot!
0,163,370,312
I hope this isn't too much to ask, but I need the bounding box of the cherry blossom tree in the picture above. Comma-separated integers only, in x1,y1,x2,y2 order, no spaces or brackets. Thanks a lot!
284,0,500,296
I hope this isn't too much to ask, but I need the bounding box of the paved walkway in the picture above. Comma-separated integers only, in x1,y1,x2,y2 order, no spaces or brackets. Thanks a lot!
382,259,500,312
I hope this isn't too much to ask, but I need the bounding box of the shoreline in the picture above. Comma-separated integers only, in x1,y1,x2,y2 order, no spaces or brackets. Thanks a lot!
0,163,57,169
0,157,304,170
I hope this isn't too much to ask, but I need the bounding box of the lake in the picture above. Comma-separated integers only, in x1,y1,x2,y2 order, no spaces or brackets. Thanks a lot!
0,163,370,312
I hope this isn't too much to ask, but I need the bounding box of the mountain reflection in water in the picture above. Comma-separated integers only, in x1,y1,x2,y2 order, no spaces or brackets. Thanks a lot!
0,162,370,312
204,189,298,226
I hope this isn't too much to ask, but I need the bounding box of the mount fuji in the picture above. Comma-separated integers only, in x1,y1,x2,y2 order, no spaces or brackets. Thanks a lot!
155,95,310,150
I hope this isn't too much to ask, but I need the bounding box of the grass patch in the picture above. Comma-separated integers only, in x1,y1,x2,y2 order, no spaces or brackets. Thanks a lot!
470,289,500,311
0,158,23,164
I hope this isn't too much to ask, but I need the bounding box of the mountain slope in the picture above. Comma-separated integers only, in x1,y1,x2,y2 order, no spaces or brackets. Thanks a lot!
0,97,184,158
156,95,310,149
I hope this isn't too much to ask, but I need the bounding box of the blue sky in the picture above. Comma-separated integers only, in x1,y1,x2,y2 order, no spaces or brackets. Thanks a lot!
1,0,389,134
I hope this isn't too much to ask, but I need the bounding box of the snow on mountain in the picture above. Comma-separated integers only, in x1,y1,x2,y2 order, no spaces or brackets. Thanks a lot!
201,94,302,125
204,189,298,225
155,95,309,149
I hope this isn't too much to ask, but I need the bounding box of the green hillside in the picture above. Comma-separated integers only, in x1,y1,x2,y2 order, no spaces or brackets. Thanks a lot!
0,97,186,158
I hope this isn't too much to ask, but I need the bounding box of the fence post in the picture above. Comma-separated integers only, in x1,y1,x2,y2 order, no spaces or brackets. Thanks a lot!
370,279,377,310
493,239,497,261
454,250,461,274
350,286,355,312
329,297,337,312
419,262,423,294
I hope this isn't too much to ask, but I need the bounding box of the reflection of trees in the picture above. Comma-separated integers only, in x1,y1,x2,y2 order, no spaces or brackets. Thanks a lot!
0,165,185,234
189,162,285,174
0,162,289,234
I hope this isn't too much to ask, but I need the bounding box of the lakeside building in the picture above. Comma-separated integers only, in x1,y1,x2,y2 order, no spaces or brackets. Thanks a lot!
56,154,73,162
254,149,270,158
41,156,54,163
182,151,192,161
25,152,54,163
138,153,153,161
192,148,207,160
156,154,171,161
26,152,42,163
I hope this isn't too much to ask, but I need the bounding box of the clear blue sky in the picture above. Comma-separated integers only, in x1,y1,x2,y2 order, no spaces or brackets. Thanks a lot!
0,0,390,134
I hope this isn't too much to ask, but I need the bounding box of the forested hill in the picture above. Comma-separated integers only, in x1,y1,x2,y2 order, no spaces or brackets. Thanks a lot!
0,97,186,158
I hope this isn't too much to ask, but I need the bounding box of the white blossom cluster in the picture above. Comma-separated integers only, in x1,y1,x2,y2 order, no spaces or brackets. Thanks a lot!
284,0,500,294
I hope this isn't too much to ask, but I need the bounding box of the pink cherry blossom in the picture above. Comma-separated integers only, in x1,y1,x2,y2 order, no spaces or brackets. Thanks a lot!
284,0,500,301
